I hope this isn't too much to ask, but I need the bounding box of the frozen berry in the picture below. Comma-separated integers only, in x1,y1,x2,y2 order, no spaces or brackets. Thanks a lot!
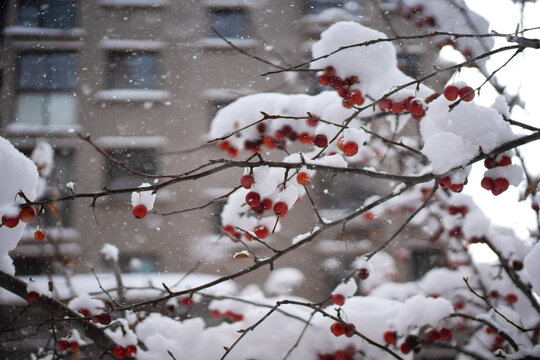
273,202,288,218
2,215,19,228
358,268,369,280
331,294,345,306
505,293,518,305
331,322,346,337
343,141,359,157
344,323,356,337
313,134,328,148
57,339,69,351
439,328,452,341
132,204,147,219
459,86,475,102
181,296,193,306
125,345,137,358
443,85,459,101
296,172,310,185
240,175,255,189
97,312,112,325
113,345,126,359
383,331,397,345
19,206,37,223
492,178,509,196
426,329,440,342
68,341,79,352
440,176,451,189
34,230,46,242
26,291,39,303
245,192,261,207
254,225,269,239
481,177,494,190
378,98,393,112
512,259,524,271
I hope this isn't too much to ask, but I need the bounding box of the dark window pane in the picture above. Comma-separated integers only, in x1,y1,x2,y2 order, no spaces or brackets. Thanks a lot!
210,8,246,38
309,0,346,14
107,52,157,89
105,148,158,189
18,0,76,29
398,54,420,79
18,52,76,90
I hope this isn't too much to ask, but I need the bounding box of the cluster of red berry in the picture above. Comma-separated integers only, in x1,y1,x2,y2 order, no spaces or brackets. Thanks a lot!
317,345,356,360
113,344,137,359
443,84,475,102
79,309,113,325
425,327,453,342
378,96,426,120
330,322,356,337
2,205,37,228
57,339,80,353
210,309,244,322
317,66,365,109
398,4,436,29
218,117,319,157
480,155,512,196
439,175,466,193
435,38,474,61
383,331,422,354
448,205,468,216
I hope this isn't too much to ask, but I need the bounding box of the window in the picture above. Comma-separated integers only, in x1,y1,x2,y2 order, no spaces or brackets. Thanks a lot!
107,52,157,89
118,254,158,273
16,52,77,126
18,0,76,29
209,8,247,38
105,148,158,190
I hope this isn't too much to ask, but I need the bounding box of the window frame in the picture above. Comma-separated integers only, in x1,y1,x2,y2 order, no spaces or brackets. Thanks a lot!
106,50,159,90
15,51,78,126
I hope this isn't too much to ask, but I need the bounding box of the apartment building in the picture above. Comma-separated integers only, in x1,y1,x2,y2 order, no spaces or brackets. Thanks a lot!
0,0,446,295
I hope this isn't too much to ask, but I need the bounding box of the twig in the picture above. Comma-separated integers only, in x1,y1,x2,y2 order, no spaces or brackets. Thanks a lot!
283,311,315,360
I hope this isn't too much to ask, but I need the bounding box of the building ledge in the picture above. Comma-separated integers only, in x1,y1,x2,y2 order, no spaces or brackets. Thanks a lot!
94,89,172,103
99,39,167,51
3,26,86,39
99,0,170,8
5,124,82,137
95,135,167,149
197,37,259,50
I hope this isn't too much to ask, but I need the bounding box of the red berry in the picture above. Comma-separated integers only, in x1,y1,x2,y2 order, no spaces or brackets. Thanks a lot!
219,141,231,151
261,198,273,211
489,290,499,298
125,345,137,358
486,326,496,334
505,293,518,305
19,206,37,223
448,206,459,215
57,339,69,351
450,183,464,193
440,176,451,189
181,296,193,306
113,345,126,359
307,117,318,127
79,308,92,317
245,192,261,207
297,172,310,185
273,202,288,218
383,331,397,345
409,99,424,115
512,259,524,271
240,175,255,189
324,66,336,77
426,329,440,342
454,301,465,310
492,178,509,196
34,230,46,242
411,108,425,120
254,225,269,239
331,294,345,306
132,204,147,219
358,268,369,280
391,101,405,114
210,309,222,320
313,134,328,148
443,85,459,101
481,177,494,190
344,323,356,337
345,89,364,105
439,328,452,341
484,157,497,169
343,141,358,157
331,322,346,337
497,156,512,167
228,147,238,158
378,98,393,112
68,341,79,352
459,86,475,102
400,343,411,354
97,312,112,325
2,215,19,228
318,74,330,86
26,291,39,303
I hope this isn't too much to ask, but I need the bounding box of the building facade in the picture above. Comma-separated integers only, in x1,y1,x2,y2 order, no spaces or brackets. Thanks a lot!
0,0,447,297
